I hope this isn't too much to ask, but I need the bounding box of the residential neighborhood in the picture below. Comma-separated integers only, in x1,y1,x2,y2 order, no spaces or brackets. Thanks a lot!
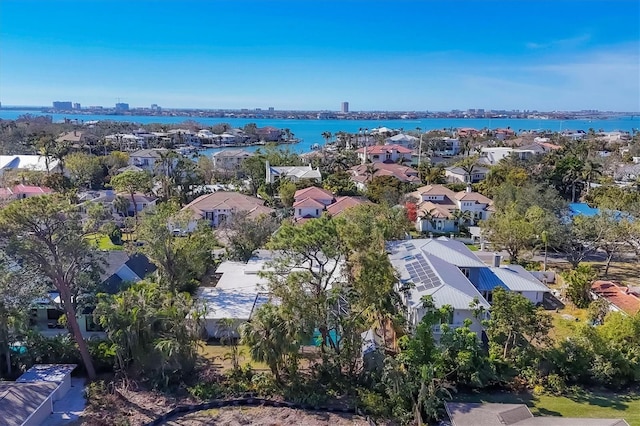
0,116,639,426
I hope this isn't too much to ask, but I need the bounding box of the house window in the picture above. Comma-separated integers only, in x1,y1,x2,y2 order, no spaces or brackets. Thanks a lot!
298,209,302,216
316,209,319,216
460,268,470,278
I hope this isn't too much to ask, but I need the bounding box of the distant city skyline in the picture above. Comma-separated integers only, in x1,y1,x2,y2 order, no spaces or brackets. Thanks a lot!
0,0,638,111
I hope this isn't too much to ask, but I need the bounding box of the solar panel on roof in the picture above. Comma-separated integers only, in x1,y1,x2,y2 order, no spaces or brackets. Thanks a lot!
416,285,427,291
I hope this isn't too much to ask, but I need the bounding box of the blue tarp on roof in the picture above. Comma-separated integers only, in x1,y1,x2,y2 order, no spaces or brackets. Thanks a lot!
569,203,600,217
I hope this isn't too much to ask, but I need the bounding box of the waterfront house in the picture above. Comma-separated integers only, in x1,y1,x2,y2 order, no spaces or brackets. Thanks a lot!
356,144,413,164
212,149,254,177
180,191,274,229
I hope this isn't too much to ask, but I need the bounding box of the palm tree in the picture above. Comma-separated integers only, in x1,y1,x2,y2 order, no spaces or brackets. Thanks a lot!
455,155,480,184
418,209,437,232
240,304,299,384
581,160,602,194
452,209,473,228
321,131,332,145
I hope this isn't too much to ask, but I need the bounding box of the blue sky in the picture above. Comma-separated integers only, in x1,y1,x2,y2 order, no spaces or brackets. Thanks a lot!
1,0,638,111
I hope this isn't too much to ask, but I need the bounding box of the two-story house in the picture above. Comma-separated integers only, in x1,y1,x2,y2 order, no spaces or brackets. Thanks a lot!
409,185,493,233
349,162,421,191
388,237,550,337
356,144,413,164
292,186,369,221
212,149,254,177
445,166,489,184
180,191,274,229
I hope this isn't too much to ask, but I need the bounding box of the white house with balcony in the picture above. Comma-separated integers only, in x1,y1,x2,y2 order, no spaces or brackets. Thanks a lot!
430,137,461,156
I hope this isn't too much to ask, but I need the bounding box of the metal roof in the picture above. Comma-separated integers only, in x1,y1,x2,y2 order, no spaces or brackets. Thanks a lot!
417,237,487,267
491,265,550,292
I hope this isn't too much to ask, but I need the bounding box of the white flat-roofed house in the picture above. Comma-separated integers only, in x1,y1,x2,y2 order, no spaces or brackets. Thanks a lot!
430,137,461,156
199,250,348,338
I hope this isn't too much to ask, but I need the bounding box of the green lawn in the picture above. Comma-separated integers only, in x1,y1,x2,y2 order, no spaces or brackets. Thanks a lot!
456,390,640,425
198,342,269,371
86,233,124,251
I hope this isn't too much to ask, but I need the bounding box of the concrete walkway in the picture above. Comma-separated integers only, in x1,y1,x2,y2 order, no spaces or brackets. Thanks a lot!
43,377,87,426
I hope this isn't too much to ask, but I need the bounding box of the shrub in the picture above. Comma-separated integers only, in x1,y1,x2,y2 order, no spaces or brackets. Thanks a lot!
357,388,390,418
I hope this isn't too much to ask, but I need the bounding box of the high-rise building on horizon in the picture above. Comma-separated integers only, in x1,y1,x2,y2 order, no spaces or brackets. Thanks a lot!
53,101,73,110
341,101,349,113
73,103,81,110
115,102,129,111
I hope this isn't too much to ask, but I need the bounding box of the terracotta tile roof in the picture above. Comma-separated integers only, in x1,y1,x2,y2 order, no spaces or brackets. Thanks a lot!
350,162,419,184
182,191,273,218
592,281,640,315
293,197,326,209
413,184,458,198
456,191,492,204
417,202,455,219
0,184,54,198
326,196,370,216
356,144,413,154
294,186,334,201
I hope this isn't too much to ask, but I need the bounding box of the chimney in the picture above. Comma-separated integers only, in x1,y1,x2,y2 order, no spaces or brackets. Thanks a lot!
362,145,367,165
493,253,501,267
466,183,472,193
